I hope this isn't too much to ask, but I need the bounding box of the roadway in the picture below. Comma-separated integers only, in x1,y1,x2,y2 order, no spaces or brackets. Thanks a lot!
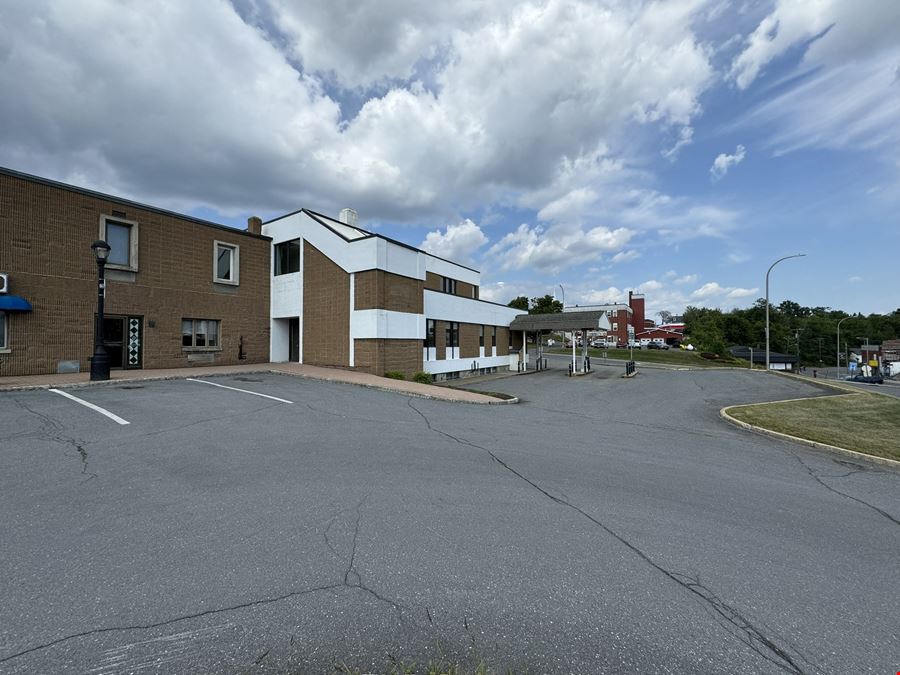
0,369,897,673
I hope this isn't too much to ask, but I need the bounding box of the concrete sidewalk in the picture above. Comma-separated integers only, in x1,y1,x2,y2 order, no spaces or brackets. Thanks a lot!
0,362,515,404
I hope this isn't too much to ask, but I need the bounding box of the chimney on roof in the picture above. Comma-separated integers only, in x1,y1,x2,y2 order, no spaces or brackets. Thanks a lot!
339,208,358,227
247,216,262,235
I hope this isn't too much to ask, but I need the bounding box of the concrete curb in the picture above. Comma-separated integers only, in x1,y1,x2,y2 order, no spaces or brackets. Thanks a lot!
0,367,519,405
269,368,520,405
719,404,900,469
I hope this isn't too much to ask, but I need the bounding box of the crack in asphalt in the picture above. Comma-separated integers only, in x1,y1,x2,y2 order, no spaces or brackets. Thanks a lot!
340,492,406,621
790,452,899,527
0,582,345,666
0,492,404,666
305,402,417,425
407,397,814,675
15,397,98,481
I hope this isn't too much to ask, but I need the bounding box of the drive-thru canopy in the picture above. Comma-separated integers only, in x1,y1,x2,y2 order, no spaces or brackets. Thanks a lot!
508,310,610,374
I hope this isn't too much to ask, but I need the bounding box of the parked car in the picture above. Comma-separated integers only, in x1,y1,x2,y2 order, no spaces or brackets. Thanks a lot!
626,341,642,349
849,374,884,384
647,342,669,350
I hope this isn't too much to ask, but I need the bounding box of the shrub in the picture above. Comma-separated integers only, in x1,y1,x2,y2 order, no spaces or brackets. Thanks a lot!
384,371,406,380
412,371,432,384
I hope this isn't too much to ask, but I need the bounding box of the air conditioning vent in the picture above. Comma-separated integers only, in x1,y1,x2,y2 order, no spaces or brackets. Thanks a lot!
0,273,8,294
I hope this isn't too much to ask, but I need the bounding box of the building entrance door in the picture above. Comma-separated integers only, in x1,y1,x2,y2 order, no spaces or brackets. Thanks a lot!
102,315,143,369
289,318,300,362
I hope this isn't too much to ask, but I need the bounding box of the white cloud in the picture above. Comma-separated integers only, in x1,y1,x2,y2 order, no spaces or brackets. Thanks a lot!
611,250,641,264
728,1,900,157
537,188,599,223
488,222,634,274
420,219,487,265
661,126,694,161
674,274,698,285
710,144,746,181
730,0,900,90
0,0,718,224
727,251,751,263
848,275,862,283
691,281,758,299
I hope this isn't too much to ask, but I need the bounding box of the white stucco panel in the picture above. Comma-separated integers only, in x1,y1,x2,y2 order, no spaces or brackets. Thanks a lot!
424,255,480,286
424,290,521,325
351,310,425,340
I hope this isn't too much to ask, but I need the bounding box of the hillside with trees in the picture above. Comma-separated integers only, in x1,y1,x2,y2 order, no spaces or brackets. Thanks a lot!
683,300,900,366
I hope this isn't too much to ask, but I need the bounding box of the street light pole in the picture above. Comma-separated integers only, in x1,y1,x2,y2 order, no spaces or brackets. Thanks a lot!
765,253,806,372
836,316,849,379
90,240,112,381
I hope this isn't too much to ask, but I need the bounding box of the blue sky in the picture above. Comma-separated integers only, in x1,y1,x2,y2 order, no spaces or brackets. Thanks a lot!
1,0,898,316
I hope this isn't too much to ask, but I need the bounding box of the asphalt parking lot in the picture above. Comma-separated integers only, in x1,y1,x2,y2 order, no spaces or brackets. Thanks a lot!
1,369,898,674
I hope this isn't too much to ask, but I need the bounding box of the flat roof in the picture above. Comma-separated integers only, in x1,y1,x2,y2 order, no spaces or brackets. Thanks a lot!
0,166,272,241
509,310,608,332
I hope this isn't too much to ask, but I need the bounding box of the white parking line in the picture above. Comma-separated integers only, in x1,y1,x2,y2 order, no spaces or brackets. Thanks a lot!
186,378,293,404
49,389,131,425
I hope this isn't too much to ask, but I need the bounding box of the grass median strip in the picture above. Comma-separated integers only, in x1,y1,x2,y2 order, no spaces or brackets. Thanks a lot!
727,392,900,461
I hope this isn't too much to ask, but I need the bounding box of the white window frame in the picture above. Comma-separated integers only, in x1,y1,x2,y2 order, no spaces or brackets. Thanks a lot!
181,318,222,351
213,241,240,285
99,215,139,272
0,311,8,352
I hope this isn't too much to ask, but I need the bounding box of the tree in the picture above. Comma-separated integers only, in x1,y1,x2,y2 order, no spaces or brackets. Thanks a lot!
530,294,563,314
658,310,674,324
507,296,529,311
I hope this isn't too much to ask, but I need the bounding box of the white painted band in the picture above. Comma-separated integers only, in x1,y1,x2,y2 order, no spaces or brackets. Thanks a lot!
186,378,293,404
49,388,130,425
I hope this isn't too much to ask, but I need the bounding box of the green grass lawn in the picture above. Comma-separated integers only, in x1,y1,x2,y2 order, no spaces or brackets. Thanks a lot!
544,346,748,368
728,392,900,461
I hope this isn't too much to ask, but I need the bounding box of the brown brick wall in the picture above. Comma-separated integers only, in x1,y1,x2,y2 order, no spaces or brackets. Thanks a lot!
500,327,514,355
435,320,446,355
302,241,349,367
354,269,423,313
459,323,479,358
457,281,478,299
353,338,423,378
0,172,270,376
425,271,479,298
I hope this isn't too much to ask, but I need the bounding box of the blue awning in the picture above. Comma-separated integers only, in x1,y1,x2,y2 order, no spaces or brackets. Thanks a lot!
0,295,32,312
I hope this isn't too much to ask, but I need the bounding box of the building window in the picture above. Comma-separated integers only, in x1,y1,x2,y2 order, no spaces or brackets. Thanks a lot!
479,325,484,348
100,215,139,271
492,327,497,348
182,319,220,349
0,311,7,351
275,239,301,275
445,321,459,348
441,276,457,294
214,241,239,285
425,319,435,348
612,322,618,331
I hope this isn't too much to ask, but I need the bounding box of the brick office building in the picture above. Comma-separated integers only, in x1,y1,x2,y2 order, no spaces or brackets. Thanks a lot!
263,208,520,380
0,168,271,377
562,291,648,345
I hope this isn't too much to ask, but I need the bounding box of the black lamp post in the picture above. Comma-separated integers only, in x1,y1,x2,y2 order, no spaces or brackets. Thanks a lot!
90,240,111,381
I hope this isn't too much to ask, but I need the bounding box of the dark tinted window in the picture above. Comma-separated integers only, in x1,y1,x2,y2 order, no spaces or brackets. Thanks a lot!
275,239,301,275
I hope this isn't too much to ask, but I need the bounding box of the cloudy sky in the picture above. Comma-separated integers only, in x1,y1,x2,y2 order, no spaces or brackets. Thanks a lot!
2,0,898,316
